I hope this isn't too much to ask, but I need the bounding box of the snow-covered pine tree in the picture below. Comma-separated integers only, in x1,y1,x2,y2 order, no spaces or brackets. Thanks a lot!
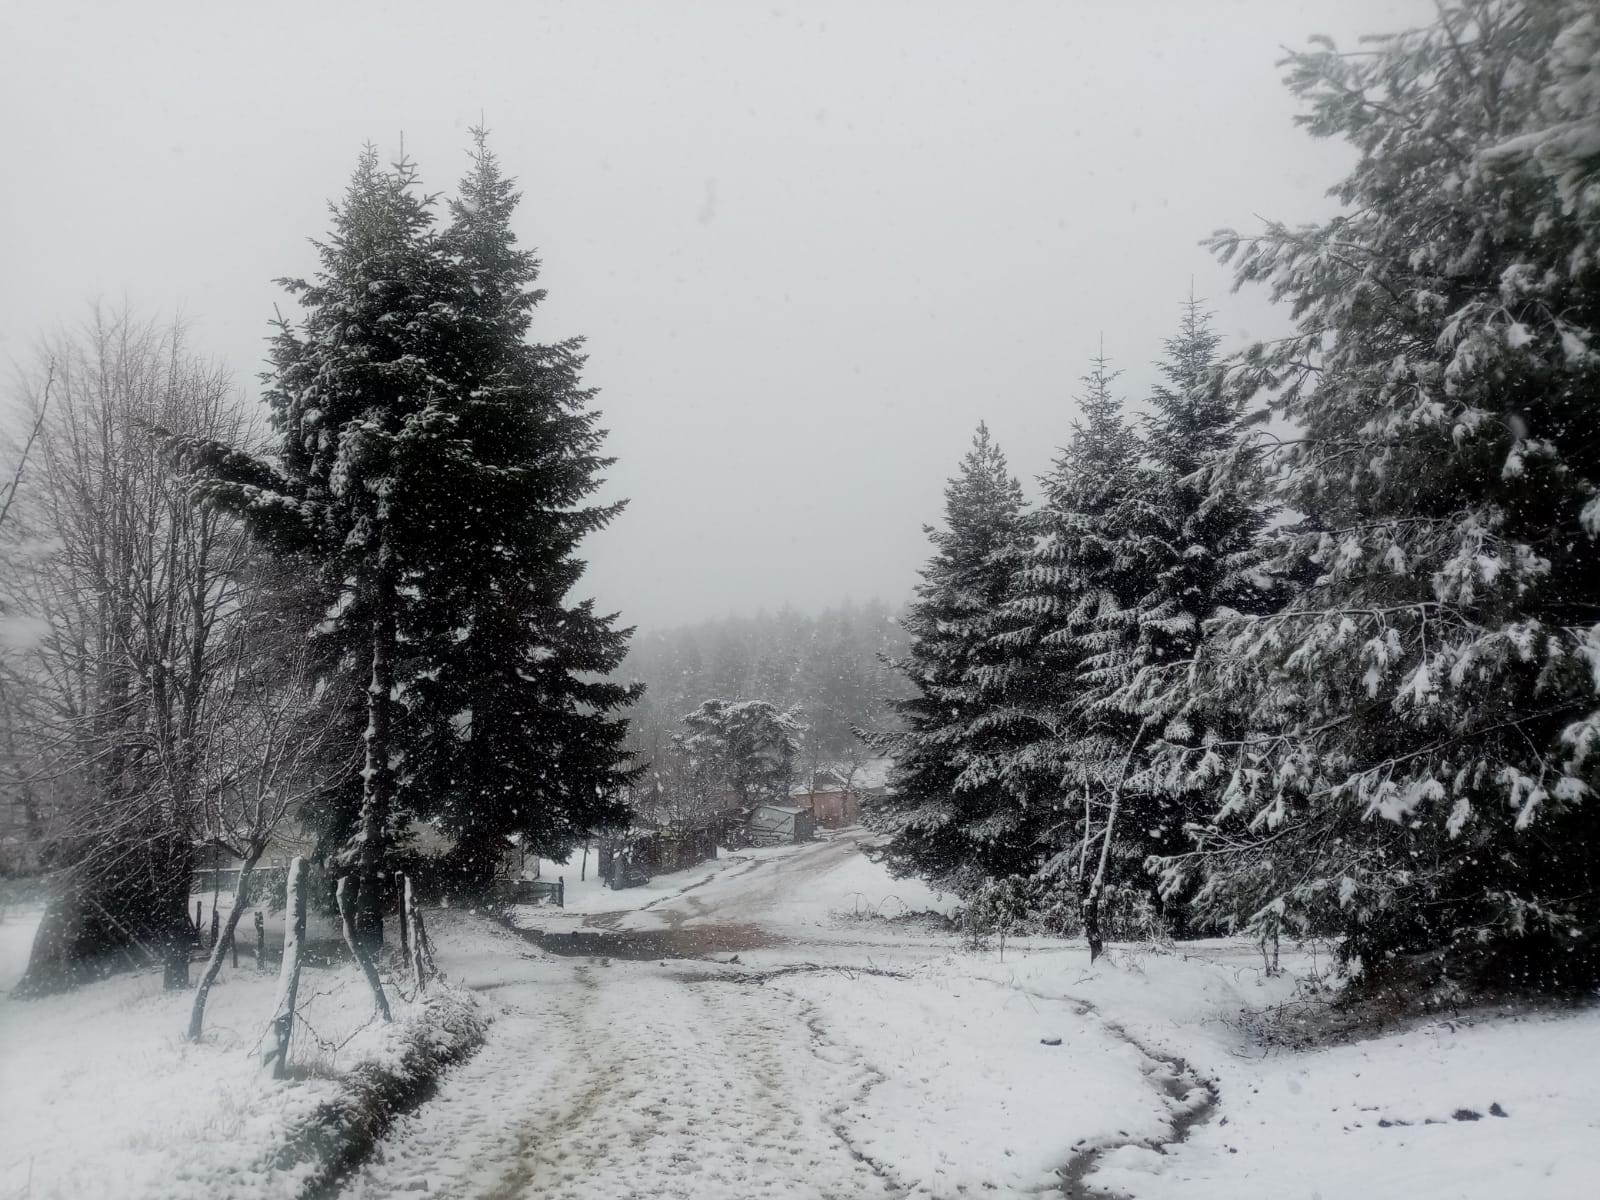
399,131,638,886
985,353,1144,937
174,140,639,936
1176,0,1600,993
868,425,1030,892
676,699,800,807
178,147,463,948
1482,3,1600,217
1092,302,1273,937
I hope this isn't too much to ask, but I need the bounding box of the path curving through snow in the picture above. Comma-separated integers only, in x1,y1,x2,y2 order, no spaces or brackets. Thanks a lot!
337,835,1234,1200
337,841,909,1200
340,955,892,1200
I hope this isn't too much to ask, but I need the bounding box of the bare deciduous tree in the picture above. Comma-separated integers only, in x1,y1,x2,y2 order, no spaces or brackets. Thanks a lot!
0,310,261,993
186,638,354,1040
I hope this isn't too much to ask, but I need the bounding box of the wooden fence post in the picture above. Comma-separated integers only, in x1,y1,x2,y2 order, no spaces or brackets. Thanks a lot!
558,876,564,908
404,875,429,992
266,857,307,1079
395,870,410,962
337,876,393,1021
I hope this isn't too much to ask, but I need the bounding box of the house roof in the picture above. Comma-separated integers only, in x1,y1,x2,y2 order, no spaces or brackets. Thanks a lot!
790,757,894,795
852,756,894,790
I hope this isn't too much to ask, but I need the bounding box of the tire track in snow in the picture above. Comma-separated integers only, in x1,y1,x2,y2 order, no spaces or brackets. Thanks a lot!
798,1003,909,1196
339,957,893,1200
1051,997,1218,1199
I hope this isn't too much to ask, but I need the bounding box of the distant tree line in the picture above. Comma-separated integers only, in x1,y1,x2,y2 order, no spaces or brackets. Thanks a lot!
623,602,908,823
870,0,1600,998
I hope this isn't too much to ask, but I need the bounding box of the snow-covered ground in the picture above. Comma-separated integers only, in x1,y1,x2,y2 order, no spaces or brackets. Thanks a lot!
349,830,1600,1199
0,903,478,1200
5,837,1596,1199
519,832,956,925
1094,1003,1600,1200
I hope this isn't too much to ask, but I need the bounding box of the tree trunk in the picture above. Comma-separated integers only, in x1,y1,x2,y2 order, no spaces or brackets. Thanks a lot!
337,876,392,1021
1260,917,1281,977
355,542,397,956
1078,786,1091,884
1083,881,1106,964
187,847,262,1041
1084,723,1149,965
266,857,307,1079
395,870,410,962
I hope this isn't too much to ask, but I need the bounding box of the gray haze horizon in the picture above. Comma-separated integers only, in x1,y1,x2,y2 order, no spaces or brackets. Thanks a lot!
1,0,1433,633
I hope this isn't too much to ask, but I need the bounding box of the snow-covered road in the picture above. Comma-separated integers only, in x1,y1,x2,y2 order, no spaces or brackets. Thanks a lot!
340,835,910,1199
339,832,1178,1200
333,834,1600,1200
341,950,893,1199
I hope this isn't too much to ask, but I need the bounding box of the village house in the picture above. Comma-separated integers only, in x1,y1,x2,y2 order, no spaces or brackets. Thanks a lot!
788,757,892,830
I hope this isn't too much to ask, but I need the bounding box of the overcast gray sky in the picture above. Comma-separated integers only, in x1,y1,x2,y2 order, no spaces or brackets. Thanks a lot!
1,0,1433,631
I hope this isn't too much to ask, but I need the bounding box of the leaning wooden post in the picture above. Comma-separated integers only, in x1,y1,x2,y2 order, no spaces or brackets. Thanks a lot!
266,857,308,1079
254,911,266,971
395,871,410,962
415,905,436,979
558,876,565,908
404,875,428,992
337,876,393,1021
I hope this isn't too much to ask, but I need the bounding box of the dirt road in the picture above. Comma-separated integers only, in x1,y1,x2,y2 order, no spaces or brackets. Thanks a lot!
339,836,902,1200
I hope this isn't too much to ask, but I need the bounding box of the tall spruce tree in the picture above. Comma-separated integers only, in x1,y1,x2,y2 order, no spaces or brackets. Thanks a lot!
403,131,638,883
869,425,1029,892
1177,0,1600,993
987,353,1144,921
175,139,638,937
203,147,461,947
1095,302,1273,935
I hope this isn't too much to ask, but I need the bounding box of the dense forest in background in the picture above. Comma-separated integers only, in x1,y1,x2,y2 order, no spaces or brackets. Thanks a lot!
621,602,909,806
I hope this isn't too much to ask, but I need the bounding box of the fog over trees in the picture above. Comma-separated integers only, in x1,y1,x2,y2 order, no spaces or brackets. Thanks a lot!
621,601,908,823
0,1,1597,1195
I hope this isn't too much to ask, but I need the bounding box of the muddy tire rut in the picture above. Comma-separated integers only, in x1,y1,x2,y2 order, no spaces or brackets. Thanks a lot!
1055,999,1219,1199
